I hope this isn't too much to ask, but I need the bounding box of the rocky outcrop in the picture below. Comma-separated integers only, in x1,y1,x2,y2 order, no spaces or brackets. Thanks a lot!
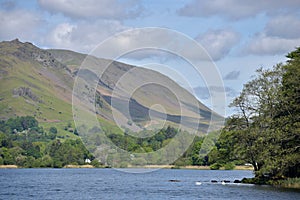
1,39,70,72
12,87,42,103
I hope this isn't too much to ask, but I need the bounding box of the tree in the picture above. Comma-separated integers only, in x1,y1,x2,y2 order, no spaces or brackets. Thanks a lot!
229,65,284,173
228,48,300,179
269,48,300,178
49,127,57,134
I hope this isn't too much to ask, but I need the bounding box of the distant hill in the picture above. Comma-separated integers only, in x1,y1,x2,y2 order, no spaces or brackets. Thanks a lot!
0,39,222,134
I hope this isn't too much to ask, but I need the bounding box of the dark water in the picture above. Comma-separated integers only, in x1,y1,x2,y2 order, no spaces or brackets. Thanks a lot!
0,168,299,200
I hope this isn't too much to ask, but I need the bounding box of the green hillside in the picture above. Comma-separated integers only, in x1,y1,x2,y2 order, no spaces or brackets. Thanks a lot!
47,49,221,132
0,39,223,167
0,39,220,132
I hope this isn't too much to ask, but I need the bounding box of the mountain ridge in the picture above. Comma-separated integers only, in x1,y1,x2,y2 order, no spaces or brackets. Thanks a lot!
0,39,221,134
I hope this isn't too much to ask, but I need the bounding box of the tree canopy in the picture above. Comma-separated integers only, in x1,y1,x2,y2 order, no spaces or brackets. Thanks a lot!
222,47,300,179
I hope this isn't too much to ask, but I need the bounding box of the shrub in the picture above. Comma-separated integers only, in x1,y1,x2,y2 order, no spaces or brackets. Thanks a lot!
49,127,57,134
224,162,235,170
210,163,222,170
120,162,128,168
91,159,101,168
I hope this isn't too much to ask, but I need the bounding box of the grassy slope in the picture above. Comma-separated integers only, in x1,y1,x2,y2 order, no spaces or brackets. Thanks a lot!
47,49,221,133
0,41,121,139
0,55,72,121
0,40,222,140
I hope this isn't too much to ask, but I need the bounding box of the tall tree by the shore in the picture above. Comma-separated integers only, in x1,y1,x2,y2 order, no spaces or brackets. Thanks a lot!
228,47,300,179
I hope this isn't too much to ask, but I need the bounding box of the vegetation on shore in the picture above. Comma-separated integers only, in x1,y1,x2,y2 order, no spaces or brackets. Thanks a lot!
0,115,246,169
0,116,100,168
221,48,300,188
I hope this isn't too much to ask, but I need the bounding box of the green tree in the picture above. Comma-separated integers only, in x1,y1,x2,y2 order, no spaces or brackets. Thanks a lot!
228,48,300,179
269,48,300,178
49,127,57,134
229,65,283,173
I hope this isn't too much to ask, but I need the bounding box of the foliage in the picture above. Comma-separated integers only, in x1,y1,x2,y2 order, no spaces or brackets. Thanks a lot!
49,127,57,134
224,162,235,170
224,48,300,179
210,163,222,170
272,178,300,189
1,116,38,133
0,116,94,168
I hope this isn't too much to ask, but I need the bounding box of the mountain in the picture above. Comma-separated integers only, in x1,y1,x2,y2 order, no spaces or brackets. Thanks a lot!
0,39,221,135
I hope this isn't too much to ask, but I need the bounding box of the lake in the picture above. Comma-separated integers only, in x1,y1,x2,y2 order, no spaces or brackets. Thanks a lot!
0,168,299,199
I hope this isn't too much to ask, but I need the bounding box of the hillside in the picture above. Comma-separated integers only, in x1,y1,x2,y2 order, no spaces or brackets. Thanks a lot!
0,39,222,135
0,39,225,167
0,39,73,122
54,50,221,132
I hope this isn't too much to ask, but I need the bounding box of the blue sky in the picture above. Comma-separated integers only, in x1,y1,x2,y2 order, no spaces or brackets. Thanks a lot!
1,0,300,115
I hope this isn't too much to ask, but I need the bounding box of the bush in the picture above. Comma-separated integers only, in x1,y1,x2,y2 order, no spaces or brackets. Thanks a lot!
119,162,128,168
52,159,63,168
274,178,300,189
210,163,222,170
49,127,57,134
224,162,235,170
132,157,147,166
91,159,101,168
174,158,191,166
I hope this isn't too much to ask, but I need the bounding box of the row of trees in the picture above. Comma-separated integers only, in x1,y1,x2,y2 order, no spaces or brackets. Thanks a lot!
210,48,299,179
0,116,94,167
0,116,190,168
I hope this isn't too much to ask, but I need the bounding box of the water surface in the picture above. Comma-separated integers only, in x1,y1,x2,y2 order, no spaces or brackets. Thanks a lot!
0,168,299,199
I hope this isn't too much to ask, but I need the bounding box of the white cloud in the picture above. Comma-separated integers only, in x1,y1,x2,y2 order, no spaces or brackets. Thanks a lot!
88,28,218,64
46,23,76,48
244,15,300,55
38,0,143,20
0,9,43,41
178,0,300,20
265,15,300,39
44,20,129,52
195,29,240,60
245,34,300,55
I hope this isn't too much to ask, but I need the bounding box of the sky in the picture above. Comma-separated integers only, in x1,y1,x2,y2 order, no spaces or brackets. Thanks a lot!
1,0,300,116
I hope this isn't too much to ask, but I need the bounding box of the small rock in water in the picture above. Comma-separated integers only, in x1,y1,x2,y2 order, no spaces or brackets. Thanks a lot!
169,179,180,182
234,180,241,183
221,180,230,185
211,180,218,183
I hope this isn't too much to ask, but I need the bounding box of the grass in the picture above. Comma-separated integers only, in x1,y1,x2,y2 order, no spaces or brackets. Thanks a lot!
0,51,76,124
272,178,300,189
1,41,220,143
242,176,300,189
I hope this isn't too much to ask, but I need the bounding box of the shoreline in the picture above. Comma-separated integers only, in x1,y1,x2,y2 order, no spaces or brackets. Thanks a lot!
0,165,18,169
0,164,253,170
64,164,94,168
241,177,300,190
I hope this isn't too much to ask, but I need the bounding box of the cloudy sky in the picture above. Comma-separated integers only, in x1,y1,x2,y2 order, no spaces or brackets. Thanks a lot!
1,0,300,115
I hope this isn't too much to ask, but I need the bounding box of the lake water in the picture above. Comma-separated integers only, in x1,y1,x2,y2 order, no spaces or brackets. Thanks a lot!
0,168,299,199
